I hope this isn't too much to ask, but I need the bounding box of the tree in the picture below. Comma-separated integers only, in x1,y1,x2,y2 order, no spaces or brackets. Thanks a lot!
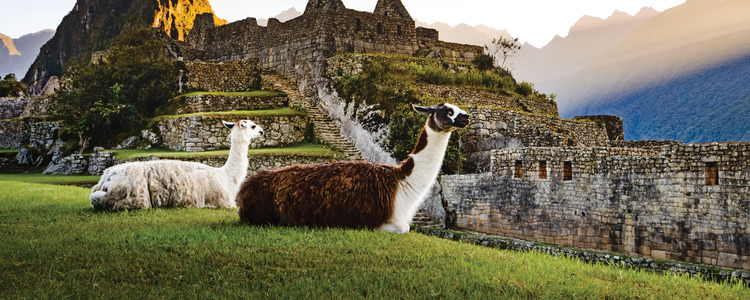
485,37,522,70
53,29,179,152
0,74,26,97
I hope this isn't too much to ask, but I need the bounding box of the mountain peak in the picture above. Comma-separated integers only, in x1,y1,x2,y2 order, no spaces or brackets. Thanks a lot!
0,33,21,56
636,7,660,17
151,0,227,40
569,7,661,34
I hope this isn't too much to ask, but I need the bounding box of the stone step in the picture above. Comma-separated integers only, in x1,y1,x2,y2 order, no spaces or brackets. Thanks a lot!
262,73,364,161
412,211,443,228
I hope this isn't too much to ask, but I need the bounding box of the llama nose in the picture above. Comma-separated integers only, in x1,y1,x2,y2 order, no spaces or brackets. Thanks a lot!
259,129,264,136
454,113,470,127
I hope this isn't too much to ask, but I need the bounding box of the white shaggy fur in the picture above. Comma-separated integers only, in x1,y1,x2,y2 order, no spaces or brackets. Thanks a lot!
89,120,263,210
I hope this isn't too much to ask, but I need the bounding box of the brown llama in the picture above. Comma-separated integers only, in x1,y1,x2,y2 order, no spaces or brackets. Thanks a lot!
235,103,469,233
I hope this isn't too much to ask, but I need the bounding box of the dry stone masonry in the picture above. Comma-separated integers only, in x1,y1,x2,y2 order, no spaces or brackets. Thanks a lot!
435,143,750,270
156,114,307,152
463,107,611,172
183,0,482,82
184,59,262,92
0,98,28,120
172,94,288,114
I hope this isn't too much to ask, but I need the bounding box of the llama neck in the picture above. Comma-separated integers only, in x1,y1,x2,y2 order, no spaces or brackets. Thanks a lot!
402,124,452,192
222,139,249,182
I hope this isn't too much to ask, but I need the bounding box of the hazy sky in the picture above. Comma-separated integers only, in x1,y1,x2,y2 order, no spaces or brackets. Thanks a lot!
1,0,685,47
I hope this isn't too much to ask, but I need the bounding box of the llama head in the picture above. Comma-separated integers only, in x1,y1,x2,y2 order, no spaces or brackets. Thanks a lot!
413,103,470,132
223,120,264,143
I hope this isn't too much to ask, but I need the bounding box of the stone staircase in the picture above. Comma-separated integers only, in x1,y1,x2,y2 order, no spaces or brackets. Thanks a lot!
412,211,443,228
262,74,363,161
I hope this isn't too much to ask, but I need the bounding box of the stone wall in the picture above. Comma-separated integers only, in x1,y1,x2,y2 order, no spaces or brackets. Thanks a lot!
87,151,116,175
184,59,262,92
0,118,60,149
20,97,53,118
609,140,683,148
0,119,27,149
156,114,307,152
463,107,610,172
574,115,624,141
184,7,482,83
48,150,345,176
0,98,29,120
437,143,750,270
173,94,288,114
435,41,481,63
418,84,558,116
113,153,344,176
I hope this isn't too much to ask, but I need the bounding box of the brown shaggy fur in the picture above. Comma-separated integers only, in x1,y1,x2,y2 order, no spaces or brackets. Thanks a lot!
237,161,413,228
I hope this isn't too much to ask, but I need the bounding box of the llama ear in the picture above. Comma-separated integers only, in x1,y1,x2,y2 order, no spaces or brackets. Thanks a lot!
412,104,438,114
222,121,235,129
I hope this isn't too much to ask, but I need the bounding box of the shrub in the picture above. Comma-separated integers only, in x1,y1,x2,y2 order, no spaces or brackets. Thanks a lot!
0,74,25,97
516,81,535,96
472,53,495,71
53,29,179,151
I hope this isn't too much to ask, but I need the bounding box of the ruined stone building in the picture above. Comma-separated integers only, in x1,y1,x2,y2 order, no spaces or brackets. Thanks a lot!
1,0,747,272
180,0,481,84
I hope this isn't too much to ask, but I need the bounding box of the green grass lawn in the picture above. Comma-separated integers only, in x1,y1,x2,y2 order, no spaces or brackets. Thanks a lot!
1,181,748,298
108,143,342,160
0,172,101,185
152,107,305,122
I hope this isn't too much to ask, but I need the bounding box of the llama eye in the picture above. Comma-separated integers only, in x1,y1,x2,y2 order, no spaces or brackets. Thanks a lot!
448,110,454,116
251,125,256,129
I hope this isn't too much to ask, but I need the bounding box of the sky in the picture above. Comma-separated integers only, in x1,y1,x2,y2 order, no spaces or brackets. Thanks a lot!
0,0,685,47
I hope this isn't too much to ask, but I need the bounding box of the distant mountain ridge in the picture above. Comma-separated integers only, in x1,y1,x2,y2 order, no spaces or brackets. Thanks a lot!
414,21,511,47
257,8,303,26
0,30,55,78
512,0,750,142
514,7,659,94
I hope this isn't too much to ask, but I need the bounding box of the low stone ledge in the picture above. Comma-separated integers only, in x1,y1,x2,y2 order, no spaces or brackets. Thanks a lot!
413,227,750,286
173,94,288,114
156,113,307,152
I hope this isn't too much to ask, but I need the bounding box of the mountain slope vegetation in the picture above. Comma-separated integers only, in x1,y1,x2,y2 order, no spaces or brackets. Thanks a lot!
570,54,750,142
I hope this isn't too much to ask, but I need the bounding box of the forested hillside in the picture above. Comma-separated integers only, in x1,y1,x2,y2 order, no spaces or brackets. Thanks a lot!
570,54,750,142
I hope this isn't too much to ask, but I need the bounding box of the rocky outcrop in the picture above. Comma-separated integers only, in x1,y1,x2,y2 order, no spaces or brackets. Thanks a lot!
151,0,227,41
23,0,225,95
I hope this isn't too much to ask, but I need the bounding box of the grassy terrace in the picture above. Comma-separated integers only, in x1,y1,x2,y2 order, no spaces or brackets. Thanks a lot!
1,181,748,298
177,91,287,98
108,143,342,160
151,107,304,122
0,149,20,154
0,172,101,185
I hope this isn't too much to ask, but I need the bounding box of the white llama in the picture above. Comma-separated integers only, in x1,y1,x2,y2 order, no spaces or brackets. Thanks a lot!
90,120,263,210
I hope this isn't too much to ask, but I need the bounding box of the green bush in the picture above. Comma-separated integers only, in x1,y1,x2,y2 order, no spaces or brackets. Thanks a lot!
516,81,535,96
472,53,495,71
53,29,179,150
0,74,25,97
